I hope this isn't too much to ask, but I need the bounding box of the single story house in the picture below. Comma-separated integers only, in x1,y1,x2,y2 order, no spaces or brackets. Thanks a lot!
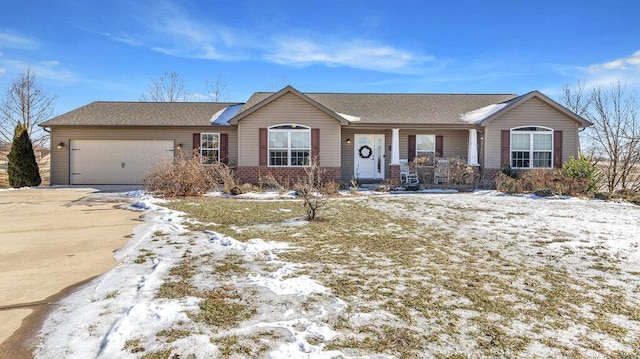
41,85,591,186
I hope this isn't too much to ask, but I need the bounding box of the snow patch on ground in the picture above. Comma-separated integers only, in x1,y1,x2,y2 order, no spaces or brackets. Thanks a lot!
35,191,347,359
34,190,640,358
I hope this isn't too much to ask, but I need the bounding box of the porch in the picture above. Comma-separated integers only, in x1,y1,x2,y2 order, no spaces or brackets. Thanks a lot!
340,127,481,184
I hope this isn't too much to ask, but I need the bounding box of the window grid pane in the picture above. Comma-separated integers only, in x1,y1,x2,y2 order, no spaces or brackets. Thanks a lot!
269,132,288,149
532,152,552,168
511,134,530,151
291,150,310,166
416,135,435,152
201,150,219,165
291,132,310,149
533,134,552,151
512,151,530,168
269,150,288,166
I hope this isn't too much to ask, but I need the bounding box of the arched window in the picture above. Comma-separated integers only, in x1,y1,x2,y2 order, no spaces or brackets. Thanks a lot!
268,124,311,166
510,126,553,168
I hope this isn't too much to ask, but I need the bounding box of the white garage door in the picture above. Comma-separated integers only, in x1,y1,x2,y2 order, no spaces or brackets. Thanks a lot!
70,140,174,185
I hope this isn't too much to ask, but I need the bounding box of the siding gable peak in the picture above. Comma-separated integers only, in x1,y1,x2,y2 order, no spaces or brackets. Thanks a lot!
229,85,349,125
477,90,592,128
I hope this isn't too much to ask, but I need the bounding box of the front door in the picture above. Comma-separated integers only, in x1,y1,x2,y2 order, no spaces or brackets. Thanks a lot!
354,134,385,179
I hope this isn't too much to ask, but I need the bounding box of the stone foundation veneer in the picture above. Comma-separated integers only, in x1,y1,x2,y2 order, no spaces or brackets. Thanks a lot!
236,166,342,185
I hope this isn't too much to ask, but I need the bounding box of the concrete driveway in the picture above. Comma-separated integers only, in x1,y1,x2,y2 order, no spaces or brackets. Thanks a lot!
0,188,141,358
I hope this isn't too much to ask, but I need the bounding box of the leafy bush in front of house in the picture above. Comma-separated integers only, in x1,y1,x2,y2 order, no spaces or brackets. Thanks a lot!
7,123,41,188
143,153,240,197
560,155,602,193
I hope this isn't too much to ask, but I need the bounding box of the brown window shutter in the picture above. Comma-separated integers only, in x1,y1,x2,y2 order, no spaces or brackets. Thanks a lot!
220,133,228,164
501,130,510,167
435,135,444,157
554,130,563,168
408,135,416,162
193,133,201,151
311,128,320,164
259,128,267,166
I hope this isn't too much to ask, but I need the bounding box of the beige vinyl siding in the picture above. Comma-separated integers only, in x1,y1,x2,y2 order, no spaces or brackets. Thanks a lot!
237,92,341,167
49,126,237,185
399,130,468,159
483,98,580,169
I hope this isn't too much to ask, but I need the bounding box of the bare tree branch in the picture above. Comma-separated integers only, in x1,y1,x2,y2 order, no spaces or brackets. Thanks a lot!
204,74,228,102
140,71,191,102
0,67,57,147
564,81,640,192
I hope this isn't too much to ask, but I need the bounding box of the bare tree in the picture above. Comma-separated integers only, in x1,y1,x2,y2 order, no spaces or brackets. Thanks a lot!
562,82,600,159
0,67,57,146
562,81,589,117
140,71,191,102
294,159,329,221
563,81,640,192
204,74,228,102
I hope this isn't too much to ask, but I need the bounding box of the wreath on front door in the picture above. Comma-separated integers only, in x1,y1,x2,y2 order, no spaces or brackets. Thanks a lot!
358,145,373,159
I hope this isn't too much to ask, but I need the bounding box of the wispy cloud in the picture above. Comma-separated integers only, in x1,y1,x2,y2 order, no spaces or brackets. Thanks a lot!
0,58,77,83
555,50,640,89
102,32,144,47
101,1,432,73
0,32,39,50
104,0,243,61
0,31,76,83
594,50,640,71
265,38,432,74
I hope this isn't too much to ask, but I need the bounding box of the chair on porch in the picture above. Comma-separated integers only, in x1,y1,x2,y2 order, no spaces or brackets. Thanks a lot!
434,159,449,184
399,159,419,184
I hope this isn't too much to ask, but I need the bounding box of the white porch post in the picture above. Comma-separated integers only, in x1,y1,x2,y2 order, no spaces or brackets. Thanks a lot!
467,128,479,166
391,128,400,165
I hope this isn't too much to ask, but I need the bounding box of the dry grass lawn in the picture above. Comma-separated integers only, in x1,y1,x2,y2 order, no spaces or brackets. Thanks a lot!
164,193,640,358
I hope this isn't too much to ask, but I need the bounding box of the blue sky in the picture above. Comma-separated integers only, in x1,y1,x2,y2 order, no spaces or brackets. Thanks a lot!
1,0,639,115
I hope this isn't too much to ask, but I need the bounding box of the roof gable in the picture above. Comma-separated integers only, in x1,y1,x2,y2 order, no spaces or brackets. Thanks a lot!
475,91,592,127
229,86,349,125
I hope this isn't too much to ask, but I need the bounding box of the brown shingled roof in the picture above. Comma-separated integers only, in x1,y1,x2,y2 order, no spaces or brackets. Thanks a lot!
41,101,241,127
239,90,518,125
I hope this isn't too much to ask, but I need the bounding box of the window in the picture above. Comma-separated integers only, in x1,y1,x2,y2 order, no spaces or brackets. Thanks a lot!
511,127,553,168
268,125,310,166
416,134,436,157
200,133,220,165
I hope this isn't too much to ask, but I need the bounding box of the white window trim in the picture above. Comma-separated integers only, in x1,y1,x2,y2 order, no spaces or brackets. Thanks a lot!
200,133,220,165
416,134,436,157
510,126,553,169
268,124,311,167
